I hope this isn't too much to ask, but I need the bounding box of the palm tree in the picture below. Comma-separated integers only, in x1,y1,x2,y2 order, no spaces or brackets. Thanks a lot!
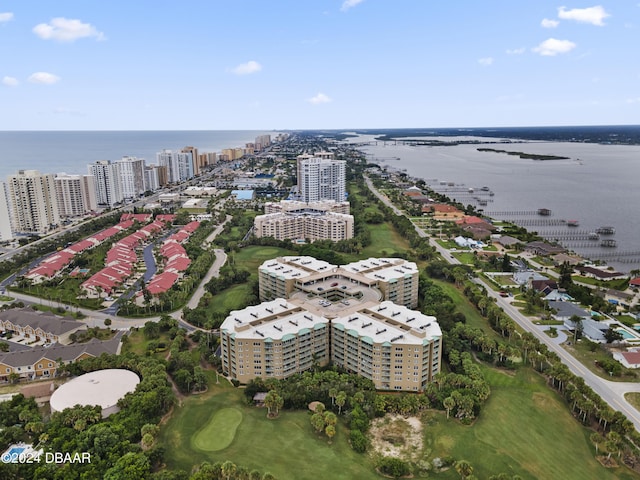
336,391,347,415
221,460,237,480
264,390,283,418
443,396,455,419
455,459,473,479
325,424,336,443
590,432,602,455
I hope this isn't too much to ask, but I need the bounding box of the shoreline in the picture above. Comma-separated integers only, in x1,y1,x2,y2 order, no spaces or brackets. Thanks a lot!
348,135,640,274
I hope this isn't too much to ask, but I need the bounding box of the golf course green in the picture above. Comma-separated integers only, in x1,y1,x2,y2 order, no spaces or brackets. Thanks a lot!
192,407,243,452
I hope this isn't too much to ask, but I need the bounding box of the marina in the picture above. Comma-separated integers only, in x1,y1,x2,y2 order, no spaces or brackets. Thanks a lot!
357,135,640,272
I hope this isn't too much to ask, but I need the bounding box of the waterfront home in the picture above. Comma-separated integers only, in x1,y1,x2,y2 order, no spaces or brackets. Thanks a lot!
524,241,566,256
577,265,626,281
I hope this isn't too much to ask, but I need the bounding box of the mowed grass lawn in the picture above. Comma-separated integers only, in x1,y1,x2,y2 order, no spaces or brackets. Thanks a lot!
204,246,295,316
424,367,637,480
360,222,411,258
159,382,373,480
232,246,296,279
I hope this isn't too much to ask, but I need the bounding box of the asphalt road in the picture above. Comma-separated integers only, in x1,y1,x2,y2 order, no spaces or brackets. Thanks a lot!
364,175,640,432
5,216,232,334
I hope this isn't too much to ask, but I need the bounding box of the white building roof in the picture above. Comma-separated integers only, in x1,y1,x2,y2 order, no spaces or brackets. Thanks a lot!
259,256,337,279
222,299,330,341
50,369,140,415
342,258,418,278
332,301,441,345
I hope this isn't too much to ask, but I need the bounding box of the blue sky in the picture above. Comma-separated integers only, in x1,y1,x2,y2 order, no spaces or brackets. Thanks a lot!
1,1,638,130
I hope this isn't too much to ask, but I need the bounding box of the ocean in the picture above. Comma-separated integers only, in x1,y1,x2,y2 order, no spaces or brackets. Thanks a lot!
0,130,273,180
351,134,640,273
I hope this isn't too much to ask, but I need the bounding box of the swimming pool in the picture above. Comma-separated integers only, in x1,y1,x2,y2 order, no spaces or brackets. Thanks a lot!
6,446,25,456
617,328,639,340
2,445,26,462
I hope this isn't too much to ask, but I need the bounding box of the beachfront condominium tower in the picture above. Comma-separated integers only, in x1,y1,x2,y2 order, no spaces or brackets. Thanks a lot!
297,156,346,203
0,183,13,241
255,134,271,151
88,161,123,207
157,149,194,183
144,164,161,191
7,170,60,235
182,146,204,176
54,173,98,217
116,156,146,199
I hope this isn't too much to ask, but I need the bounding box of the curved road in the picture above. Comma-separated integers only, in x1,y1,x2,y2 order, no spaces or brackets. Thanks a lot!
364,175,640,432
6,216,231,334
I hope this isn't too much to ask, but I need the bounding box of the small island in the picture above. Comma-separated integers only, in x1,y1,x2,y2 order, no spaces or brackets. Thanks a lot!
477,147,570,161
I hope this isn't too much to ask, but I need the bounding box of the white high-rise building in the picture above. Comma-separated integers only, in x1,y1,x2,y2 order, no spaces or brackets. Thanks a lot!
157,149,194,183
7,170,60,234
298,156,346,203
116,156,146,199
88,161,123,207
144,165,160,192
54,173,97,217
0,183,13,242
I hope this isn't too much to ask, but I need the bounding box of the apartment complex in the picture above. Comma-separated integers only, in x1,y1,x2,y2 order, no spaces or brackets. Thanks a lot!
88,160,124,207
157,149,194,183
255,134,271,151
54,173,97,217
258,256,419,309
7,170,60,234
0,183,13,241
220,299,330,383
297,155,346,203
116,156,146,199
331,301,441,391
221,255,440,391
254,200,354,243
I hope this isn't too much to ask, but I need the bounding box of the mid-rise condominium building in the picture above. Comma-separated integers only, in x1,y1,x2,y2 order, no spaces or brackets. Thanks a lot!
54,173,97,217
116,156,146,199
258,256,419,309
220,256,440,391
221,256,439,391
7,170,60,234
254,200,354,243
88,161,123,207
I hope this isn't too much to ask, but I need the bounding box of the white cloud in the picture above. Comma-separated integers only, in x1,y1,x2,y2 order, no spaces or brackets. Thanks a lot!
541,18,559,28
28,72,61,84
341,0,364,12
230,60,262,75
2,76,18,87
532,38,577,56
627,97,640,104
33,17,105,42
506,47,526,55
307,92,332,105
478,57,494,66
0,12,14,23
558,6,610,26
